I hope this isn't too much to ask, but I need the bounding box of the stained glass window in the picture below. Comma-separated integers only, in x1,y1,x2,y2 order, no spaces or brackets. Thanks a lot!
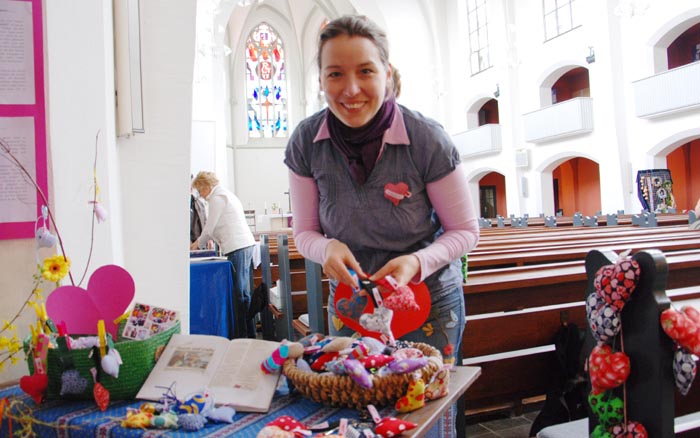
467,0,490,75
245,23,288,138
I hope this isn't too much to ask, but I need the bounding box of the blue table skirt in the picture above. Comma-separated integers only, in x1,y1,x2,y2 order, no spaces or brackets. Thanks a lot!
0,384,389,438
190,260,234,338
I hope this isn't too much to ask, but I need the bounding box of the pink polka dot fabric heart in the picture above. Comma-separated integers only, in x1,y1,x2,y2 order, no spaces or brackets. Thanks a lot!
46,265,135,338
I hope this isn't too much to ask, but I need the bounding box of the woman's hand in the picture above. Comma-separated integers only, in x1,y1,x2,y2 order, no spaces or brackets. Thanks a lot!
323,240,365,287
370,254,421,287
190,240,199,250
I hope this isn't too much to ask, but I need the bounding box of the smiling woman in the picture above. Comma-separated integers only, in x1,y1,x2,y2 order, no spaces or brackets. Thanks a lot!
283,14,480,438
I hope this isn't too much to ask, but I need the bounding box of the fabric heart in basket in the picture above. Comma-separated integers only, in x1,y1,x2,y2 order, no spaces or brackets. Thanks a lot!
46,264,135,338
334,281,430,339
283,341,442,410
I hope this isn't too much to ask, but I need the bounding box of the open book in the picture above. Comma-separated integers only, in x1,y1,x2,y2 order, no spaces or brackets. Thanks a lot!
136,334,282,413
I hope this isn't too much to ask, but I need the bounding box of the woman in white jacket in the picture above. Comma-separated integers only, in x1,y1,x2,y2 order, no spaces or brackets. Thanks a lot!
191,171,257,338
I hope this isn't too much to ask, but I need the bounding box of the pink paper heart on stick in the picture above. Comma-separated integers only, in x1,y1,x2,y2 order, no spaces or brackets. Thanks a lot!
46,265,135,338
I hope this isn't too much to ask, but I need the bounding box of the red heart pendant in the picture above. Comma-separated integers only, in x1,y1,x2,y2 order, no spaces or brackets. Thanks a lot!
589,344,630,394
334,281,430,340
19,373,48,404
93,382,110,411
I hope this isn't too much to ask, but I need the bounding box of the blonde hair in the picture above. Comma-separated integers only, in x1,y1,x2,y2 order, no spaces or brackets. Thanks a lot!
192,171,219,192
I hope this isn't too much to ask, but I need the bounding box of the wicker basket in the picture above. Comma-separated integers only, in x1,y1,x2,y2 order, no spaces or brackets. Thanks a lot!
282,342,443,410
28,321,179,400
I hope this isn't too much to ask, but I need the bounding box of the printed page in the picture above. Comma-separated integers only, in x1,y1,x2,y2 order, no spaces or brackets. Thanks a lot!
136,334,230,403
209,338,281,412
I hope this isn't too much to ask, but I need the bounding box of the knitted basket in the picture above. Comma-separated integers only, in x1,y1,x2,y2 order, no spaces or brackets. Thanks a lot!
27,320,179,400
282,342,443,410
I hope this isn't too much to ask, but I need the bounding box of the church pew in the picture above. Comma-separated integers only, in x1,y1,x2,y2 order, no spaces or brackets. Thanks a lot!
467,236,700,269
461,249,700,413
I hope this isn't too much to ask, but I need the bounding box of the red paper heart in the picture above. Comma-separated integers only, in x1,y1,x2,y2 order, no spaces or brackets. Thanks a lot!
589,344,630,394
334,281,430,340
20,373,48,404
46,265,135,338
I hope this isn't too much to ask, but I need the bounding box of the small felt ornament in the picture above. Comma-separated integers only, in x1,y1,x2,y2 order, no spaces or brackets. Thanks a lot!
345,341,370,360
394,378,425,413
360,305,394,339
589,344,631,394
388,357,428,374
673,348,697,396
383,285,420,312
660,307,700,355
336,291,369,321
322,337,355,353
297,333,324,348
151,411,179,429
310,351,339,371
683,305,700,325
177,391,211,414
296,357,312,372
266,415,309,435
591,424,614,438
392,347,424,361
374,416,417,438
262,343,289,374
178,413,207,431
286,342,304,359
588,392,624,428
361,354,395,369
360,336,386,355
610,421,648,438
60,369,88,396
595,258,640,310
257,426,294,438
90,200,109,223
101,347,122,378
206,406,236,423
324,358,348,375
90,367,110,411
425,367,450,400
121,410,153,428
588,301,622,343
19,373,48,404
344,358,373,389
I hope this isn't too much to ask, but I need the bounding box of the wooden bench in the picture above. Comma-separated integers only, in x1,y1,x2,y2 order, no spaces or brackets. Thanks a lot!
461,248,700,414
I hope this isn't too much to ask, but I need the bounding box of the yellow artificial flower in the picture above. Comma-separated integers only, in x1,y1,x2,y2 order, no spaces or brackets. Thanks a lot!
41,255,71,282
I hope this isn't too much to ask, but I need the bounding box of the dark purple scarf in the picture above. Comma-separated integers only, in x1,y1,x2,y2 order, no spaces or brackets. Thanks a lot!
327,97,396,185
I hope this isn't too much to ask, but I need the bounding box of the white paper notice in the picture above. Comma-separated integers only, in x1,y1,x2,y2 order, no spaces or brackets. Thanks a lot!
0,0,35,104
0,117,36,223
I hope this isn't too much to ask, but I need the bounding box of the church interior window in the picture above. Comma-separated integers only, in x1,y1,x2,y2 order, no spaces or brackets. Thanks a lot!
245,23,288,138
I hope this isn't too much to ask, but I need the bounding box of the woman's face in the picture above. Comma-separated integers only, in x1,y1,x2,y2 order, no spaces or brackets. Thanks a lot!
319,35,391,128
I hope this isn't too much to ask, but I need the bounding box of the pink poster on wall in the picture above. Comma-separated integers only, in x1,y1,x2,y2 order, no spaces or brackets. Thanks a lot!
0,0,47,240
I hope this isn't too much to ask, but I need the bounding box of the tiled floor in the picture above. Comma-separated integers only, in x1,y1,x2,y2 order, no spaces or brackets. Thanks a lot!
465,403,543,438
